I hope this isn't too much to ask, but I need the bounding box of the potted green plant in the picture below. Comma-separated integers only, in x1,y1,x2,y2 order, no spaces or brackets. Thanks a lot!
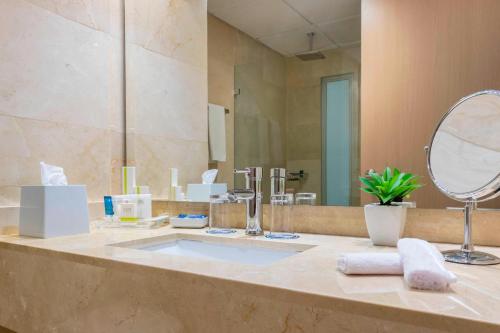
360,167,422,246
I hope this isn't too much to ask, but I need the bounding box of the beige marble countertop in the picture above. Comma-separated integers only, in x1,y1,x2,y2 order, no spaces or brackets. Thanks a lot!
1,225,500,329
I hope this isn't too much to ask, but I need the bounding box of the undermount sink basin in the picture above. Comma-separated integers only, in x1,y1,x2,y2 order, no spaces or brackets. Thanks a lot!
111,233,314,266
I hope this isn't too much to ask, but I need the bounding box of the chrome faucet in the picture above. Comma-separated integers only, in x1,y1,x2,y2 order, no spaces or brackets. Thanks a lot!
233,167,263,235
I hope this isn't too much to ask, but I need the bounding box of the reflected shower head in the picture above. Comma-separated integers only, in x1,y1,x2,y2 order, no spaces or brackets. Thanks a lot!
295,32,325,61
296,51,326,61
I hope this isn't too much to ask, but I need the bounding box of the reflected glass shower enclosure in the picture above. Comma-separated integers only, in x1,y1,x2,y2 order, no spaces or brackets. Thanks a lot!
321,74,360,206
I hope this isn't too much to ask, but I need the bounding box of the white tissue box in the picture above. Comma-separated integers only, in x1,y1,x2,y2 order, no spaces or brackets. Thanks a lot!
186,183,227,202
19,185,89,238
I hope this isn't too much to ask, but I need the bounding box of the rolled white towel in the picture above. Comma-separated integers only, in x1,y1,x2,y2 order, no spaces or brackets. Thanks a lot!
337,252,403,275
397,238,457,291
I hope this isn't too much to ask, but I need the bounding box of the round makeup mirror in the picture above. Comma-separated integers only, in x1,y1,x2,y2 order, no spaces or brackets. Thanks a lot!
426,90,500,265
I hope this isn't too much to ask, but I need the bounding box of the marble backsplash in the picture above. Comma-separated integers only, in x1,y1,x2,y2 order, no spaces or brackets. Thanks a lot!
2,198,500,248
153,200,500,247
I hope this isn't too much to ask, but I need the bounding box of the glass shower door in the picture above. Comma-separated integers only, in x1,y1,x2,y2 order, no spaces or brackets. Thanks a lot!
234,63,286,203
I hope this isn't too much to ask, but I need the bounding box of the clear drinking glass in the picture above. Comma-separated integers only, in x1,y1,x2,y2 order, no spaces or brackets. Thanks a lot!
207,194,236,234
295,192,316,206
266,193,298,239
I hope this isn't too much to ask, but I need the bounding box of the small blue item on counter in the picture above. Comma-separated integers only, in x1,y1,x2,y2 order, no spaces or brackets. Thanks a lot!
171,214,208,228
104,196,114,216
177,214,207,219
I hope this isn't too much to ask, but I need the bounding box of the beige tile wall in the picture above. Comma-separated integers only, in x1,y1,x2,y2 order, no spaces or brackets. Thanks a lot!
207,15,287,197
0,0,125,225
285,48,361,204
125,0,208,199
207,15,237,188
233,38,287,201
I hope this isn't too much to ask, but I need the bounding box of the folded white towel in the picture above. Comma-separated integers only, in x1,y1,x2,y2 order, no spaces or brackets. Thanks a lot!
398,238,457,291
337,253,403,275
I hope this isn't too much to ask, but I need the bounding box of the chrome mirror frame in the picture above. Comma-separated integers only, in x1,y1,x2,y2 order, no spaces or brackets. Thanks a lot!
425,90,500,265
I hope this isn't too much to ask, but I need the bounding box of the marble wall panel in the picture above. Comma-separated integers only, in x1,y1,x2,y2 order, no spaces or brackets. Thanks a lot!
0,115,121,206
0,0,125,227
125,0,207,70
25,0,124,37
127,133,208,199
125,0,208,198
125,43,207,142
0,0,124,132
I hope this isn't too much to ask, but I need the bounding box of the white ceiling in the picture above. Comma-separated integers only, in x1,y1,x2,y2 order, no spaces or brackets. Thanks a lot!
208,0,361,57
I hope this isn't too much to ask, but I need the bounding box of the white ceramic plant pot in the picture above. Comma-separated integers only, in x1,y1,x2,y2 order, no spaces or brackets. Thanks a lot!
364,203,407,246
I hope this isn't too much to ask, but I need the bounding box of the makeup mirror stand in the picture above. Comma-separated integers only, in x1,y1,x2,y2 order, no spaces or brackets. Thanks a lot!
425,90,500,265
441,200,500,265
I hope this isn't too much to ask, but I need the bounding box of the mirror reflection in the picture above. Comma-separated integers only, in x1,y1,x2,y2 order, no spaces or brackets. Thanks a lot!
429,91,500,196
122,0,500,209
207,1,361,205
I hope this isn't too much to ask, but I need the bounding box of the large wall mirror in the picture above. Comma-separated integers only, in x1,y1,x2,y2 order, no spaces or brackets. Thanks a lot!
124,0,500,209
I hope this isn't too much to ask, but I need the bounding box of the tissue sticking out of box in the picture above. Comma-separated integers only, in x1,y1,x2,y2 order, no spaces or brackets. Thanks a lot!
40,161,68,186
202,169,218,184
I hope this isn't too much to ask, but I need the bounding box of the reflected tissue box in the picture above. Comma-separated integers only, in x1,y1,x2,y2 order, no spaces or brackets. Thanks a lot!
186,183,227,202
19,185,89,238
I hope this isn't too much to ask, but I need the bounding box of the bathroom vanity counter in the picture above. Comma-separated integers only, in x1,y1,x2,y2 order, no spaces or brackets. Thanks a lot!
1,226,500,332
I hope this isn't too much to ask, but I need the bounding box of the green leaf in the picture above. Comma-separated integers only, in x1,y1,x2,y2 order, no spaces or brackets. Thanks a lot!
383,167,392,181
358,166,423,205
359,177,377,191
360,188,375,194
388,173,404,192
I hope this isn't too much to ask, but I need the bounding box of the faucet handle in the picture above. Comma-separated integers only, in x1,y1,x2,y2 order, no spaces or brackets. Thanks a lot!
227,189,255,202
234,167,262,180
233,168,251,175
